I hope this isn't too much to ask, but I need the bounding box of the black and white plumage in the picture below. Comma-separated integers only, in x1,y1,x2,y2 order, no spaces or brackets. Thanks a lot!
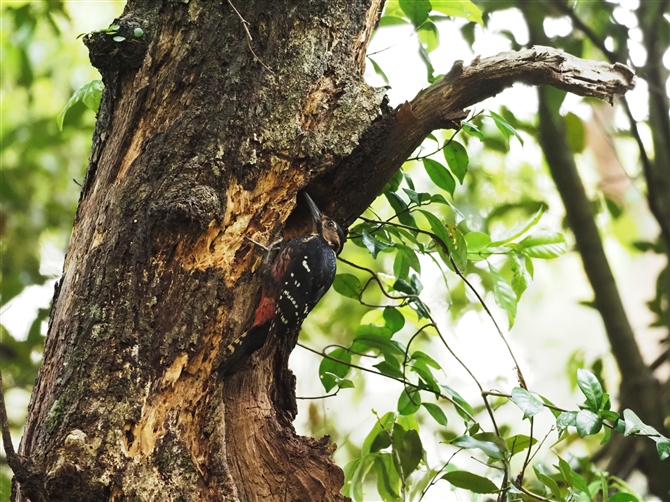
218,193,345,377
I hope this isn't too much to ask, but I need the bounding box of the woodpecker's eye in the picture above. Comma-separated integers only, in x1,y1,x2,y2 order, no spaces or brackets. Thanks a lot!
327,221,335,228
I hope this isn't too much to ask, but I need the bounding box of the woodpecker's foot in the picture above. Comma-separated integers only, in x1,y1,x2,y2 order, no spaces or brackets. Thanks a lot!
246,236,283,263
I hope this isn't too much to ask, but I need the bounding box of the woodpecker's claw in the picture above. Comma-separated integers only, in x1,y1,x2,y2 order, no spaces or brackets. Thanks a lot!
246,236,283,263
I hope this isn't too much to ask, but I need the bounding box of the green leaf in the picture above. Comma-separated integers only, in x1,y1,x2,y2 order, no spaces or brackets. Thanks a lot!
367,57,390,85
423,158,455,195
410,362,440,393
430,0,483,24
375,454,402,501
510,253,531,300
422,403,448,426
442,385,474,423
398,388,422,415
576,410,602,438
518,231,568,259
354,333,405,359
418,21,439,53
113,35,126,42
333,274,362,299
363,412,395,456
374,360,405,379
461,120,484,140
385,192,417,227
464,231,491,253
57,79,104,131
506,434,537,457
489,110,524,145
397,244,421,273
565,112,585,153
533,466,562,501
451,434,506,460
319,348,351,392
133,27,144,37
555,455,574,488
572,470,590,495
489,207,544,246
556,411,577,437
383,307,405,334
442,140,468,183
657,439,670,461
362,229,390,259
399,0,431,26
370,430,392,453
411,351,441,369
395,427,423,476
609,494,639,502
540,395,562,418
417,210,453,255
510,387,544,420
577,368,603,411
442,471,498,494
622,408,661,437
393,250,409,282
488,262,517,328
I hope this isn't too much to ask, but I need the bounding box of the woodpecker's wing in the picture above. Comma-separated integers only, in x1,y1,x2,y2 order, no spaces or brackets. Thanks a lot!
270,234,337,336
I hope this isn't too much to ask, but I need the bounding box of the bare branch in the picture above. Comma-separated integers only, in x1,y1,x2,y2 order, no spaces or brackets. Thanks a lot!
317,46,635,227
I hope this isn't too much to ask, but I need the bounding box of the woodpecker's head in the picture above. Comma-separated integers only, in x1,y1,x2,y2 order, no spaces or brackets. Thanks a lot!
304,193,346,255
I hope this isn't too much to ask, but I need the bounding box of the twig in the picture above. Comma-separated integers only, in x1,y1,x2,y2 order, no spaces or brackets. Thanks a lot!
338,255,502,437
358,215,529,390
226,0,275,75
518,417,534,485
0,369,34,490
518,485,553,501
296,389,340,400
297,342,477,423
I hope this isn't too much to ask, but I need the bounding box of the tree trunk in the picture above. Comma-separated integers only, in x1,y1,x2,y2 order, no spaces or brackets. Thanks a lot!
12,1,637,500
15,1,384,500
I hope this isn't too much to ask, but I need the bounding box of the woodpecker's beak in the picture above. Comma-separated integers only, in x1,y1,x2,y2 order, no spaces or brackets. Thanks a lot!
303,193,322,229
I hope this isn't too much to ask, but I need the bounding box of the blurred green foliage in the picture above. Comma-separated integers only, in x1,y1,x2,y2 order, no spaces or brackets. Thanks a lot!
1,1,122,497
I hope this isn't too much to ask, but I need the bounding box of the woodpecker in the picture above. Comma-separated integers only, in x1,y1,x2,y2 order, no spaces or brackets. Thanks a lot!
218,193,345,377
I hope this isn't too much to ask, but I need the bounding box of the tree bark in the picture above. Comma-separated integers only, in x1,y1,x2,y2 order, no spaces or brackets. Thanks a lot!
13,1,636,500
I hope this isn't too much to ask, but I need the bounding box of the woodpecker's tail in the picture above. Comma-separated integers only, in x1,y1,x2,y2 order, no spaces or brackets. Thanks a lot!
217,323,270,378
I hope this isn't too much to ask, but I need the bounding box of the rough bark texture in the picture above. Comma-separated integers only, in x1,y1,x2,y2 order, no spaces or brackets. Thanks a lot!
13,1,637,500
16,1,384,500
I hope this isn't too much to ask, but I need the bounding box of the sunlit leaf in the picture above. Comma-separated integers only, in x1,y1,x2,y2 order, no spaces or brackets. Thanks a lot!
489,110,524,145
431,0,483,25
488,262,517,328
506,434,537,457
510,387,544,420
518,231,567,259
418,21,439,53
575,410,602,438
57,79,104,131
489,207,544,246
577,368,604,411
319,348,351,392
